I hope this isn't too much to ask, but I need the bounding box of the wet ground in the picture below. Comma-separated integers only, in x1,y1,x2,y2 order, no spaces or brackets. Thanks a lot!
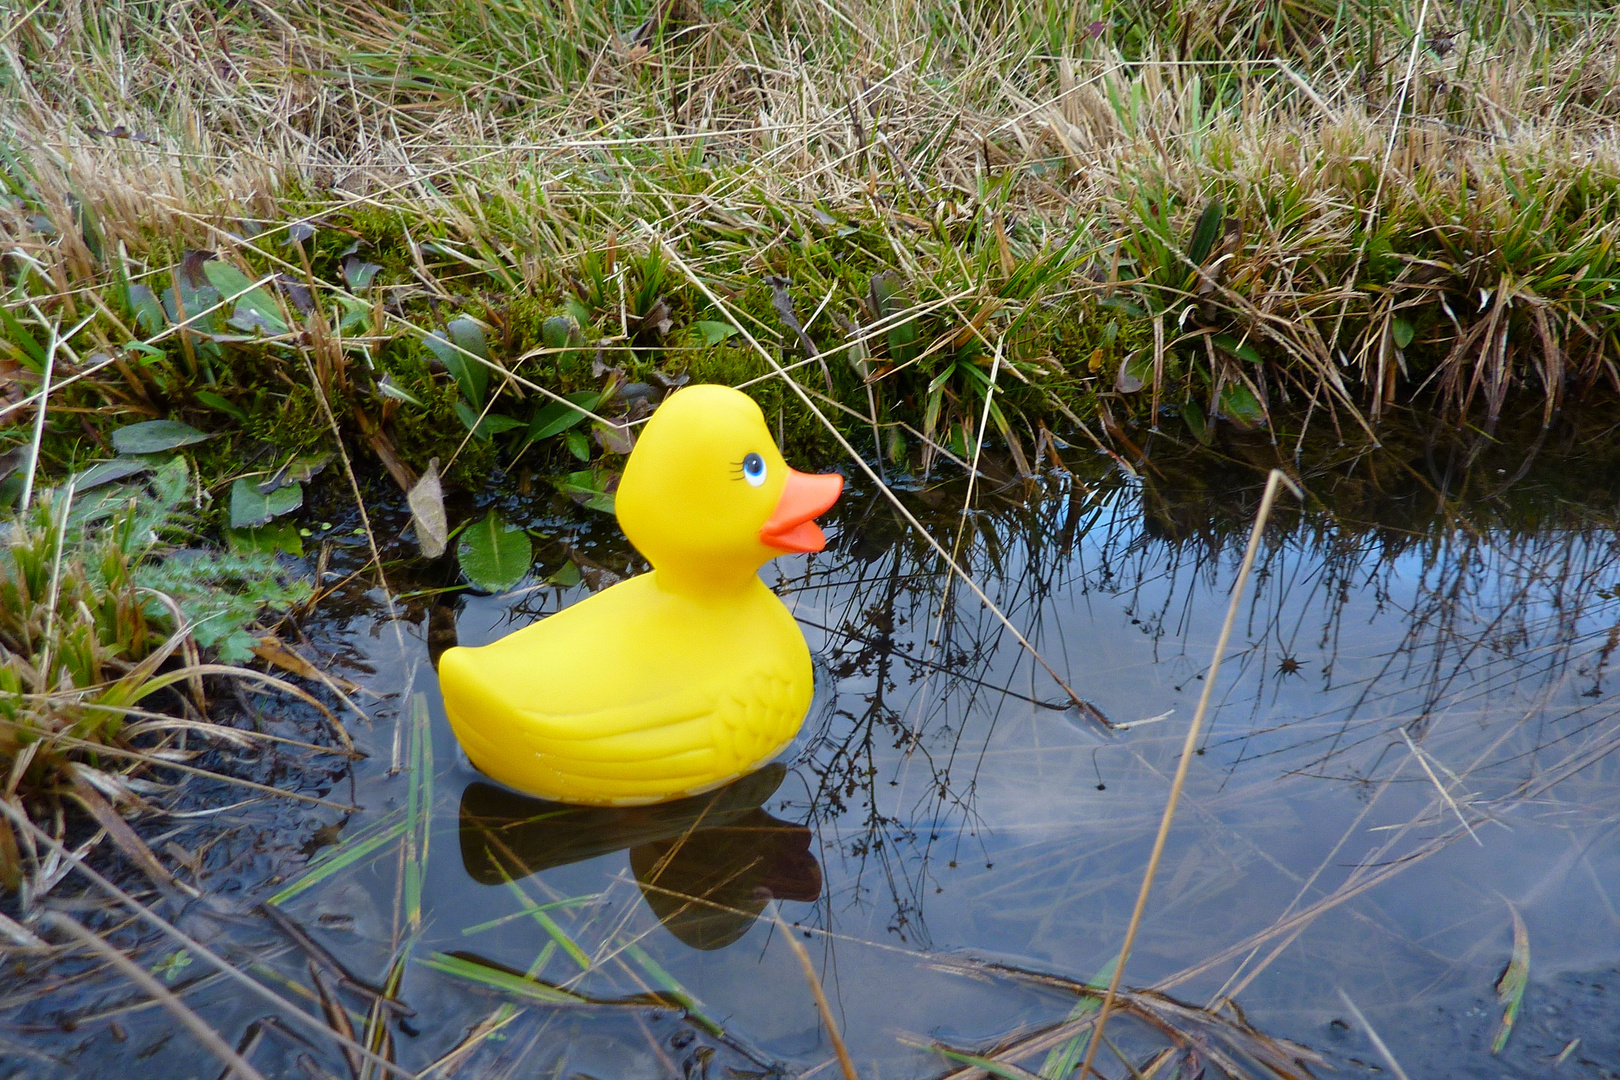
5,420,1620,1079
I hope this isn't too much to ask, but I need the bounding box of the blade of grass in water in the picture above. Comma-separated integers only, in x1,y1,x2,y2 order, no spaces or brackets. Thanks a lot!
1039,956,1117,1079
268,820,409,906
621,940,722,1036
459,894,599,937
497,874,591,971
418,952,585,1004
404,693,434,931
1492,904,1531,1053
929,1045,1042,1080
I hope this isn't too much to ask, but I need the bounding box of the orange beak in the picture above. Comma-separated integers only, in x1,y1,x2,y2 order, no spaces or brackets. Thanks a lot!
759,469,843,553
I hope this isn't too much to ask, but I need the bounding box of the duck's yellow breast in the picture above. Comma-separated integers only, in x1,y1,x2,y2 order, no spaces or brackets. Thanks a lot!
439,572,813,806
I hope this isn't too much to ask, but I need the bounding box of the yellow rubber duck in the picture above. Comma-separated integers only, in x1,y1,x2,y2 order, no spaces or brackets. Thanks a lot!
439,384,843,806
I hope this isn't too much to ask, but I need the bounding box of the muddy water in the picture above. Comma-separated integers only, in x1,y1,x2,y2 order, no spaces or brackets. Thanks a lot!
9,433,1620,1079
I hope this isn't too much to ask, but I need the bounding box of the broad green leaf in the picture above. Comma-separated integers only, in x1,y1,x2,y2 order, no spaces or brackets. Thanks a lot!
542,314,585,355
73,458,152,491
375,375,424,408
1392,317,1416,349
1218,382,1266,428
425,317,490,406
457,510,532,592
556,470,615,514
202,261,289,336
229,477,303,529
565,429,591,461
526,392,601,445
455,401,527,440
547,560,581,587
227,521,304,557
1182,398,1211,445
126,283,167,336
111,420,210,454
693,320,739,346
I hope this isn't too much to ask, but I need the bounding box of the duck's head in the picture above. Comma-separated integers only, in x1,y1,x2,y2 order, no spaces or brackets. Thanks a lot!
617,385,842,591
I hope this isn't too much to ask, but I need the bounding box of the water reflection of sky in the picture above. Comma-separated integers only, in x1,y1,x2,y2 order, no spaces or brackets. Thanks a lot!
370,466,1620,1079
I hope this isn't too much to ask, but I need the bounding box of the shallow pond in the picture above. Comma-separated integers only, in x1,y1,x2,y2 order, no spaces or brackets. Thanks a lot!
9,427,1620,1079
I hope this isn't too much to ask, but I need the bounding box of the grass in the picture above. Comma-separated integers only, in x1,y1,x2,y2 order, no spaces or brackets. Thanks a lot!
5,0,1620,518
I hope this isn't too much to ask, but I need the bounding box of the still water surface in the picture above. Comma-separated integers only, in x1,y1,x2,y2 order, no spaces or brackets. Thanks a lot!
13,438,1620,1078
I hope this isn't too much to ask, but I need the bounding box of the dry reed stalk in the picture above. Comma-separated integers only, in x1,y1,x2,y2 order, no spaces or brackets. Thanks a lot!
1077,467,1301,1080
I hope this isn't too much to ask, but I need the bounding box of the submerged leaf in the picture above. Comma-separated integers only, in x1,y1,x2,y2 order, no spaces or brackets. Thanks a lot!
457,510,532,593
229,477,303,529
408,459,448,559
227,521,303,557
111,420,210,454
1217,382,1265,428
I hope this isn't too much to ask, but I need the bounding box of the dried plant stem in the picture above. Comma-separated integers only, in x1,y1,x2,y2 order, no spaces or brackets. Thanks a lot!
0,803,419,1080
1335,988,1413,1080
1077,468,1300,1080
45,910,270,1080
773,904,858,1080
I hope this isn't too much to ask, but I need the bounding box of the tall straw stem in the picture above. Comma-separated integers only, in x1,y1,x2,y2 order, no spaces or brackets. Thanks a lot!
1078,468,1301,1079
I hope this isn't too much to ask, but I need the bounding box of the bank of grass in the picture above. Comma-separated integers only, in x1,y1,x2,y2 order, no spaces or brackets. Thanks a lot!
3,0,1620,505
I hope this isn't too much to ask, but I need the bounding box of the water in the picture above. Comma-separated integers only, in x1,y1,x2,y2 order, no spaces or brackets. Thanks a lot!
7,427,1620,1079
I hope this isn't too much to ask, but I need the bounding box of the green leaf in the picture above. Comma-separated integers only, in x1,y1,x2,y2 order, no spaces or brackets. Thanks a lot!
555,470,615,514
1185,199,1225,267
126,283,167,336
1211,333,1262,364
0,301,46,371
547,560,581,587
111,420,210,454
202,261,289,336
693,319,739,346
73,457,153,491
457,510,532,593
930,1047,1042,1080
194,390,247,421
526,391,601,445
455,401,526,440
425,317,490,406
227,520,304,557
1218,382,1265,428
1392,317,1416,350
565,429,591,461
542,314,585,355
229,477,304,529
1182,398,1211,445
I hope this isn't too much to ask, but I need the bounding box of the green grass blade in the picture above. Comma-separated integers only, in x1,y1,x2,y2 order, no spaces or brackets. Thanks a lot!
1492,905,1530,1053
418,952,585,1004
267,820,408,905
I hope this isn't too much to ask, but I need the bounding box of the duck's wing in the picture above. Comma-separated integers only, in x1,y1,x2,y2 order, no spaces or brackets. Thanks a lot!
452,670,803,801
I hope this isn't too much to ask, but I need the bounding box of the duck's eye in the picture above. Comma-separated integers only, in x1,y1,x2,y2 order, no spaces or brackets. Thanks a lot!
742,453,767,487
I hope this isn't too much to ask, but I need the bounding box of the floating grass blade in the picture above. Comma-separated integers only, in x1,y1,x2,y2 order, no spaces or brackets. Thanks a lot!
417,952,585,1005
497,874,591,971
268,819,408,906
621,940,722,1036
404,692,434,931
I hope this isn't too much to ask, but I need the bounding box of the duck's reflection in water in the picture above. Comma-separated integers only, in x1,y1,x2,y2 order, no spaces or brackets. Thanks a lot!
457,764,821,950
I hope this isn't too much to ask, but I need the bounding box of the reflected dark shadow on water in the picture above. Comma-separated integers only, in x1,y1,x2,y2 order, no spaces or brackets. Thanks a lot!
458,763,822,950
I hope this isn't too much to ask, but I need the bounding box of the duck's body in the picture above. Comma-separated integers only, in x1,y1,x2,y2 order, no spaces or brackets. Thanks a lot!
439,385,841,806
441,571,810,804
